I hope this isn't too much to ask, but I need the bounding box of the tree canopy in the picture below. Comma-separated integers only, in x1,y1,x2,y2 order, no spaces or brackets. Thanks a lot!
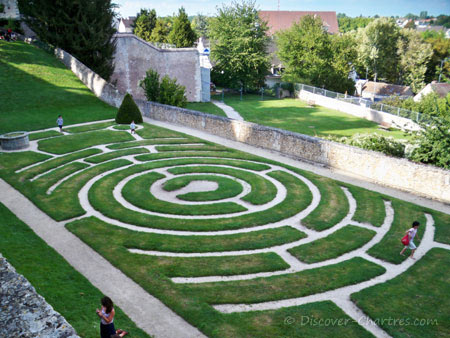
167,7,197,48
18,0,117,80
356,18,400,84
276,15,356,93
133,8,157,42
208,0,270,90
397,29,433,93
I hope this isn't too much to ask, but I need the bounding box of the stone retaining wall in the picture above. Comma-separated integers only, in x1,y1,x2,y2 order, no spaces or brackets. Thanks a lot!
136,100,450,203
54,48,125,108
298,90,420,131
0,254,79,338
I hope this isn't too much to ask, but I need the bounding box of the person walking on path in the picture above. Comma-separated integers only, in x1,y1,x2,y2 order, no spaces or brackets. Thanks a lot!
56,115,64,132
400,221,421,260
130,120,136,134
96,296,116,338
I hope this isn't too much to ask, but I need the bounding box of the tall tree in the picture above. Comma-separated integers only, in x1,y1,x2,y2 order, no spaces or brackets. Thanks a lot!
192,14,209,38
133,8,157,42
423,31,450,82
208,0,270,90
397,29,432,93
149,18,170,43
356,18,400,83
167,7,197,48
18,0,117,80
276,15,356,93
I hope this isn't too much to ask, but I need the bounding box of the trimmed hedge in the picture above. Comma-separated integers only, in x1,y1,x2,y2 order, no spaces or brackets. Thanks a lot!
115,93,143,124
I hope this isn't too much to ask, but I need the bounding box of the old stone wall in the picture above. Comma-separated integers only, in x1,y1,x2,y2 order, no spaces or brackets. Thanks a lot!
111,33,208,102
54,48,124,108
298,90,420,131
0,254,79,338
136,100,450,203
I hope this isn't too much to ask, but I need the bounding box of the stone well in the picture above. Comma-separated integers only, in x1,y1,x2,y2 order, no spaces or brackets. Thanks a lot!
0,131,30,150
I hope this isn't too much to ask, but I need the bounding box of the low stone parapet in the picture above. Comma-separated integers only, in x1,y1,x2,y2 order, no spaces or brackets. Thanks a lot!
0,254,79,338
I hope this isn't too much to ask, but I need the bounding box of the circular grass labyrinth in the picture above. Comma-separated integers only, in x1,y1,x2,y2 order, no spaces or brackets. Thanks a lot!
3,121,449,338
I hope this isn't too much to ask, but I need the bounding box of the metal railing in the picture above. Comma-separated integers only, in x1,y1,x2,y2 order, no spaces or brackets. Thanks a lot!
295,83,424,123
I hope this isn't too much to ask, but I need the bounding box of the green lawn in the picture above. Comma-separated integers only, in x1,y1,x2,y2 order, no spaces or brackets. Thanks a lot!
186,101,227,117
0,202,149,338
352,248,450,337
288,225,376,263
0,41,116,134
191,94,407,139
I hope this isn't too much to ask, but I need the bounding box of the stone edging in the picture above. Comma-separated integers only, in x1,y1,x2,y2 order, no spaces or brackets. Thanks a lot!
0,254,79,338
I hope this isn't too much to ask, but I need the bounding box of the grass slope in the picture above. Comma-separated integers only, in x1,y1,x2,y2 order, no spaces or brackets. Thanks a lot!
0,41,115,134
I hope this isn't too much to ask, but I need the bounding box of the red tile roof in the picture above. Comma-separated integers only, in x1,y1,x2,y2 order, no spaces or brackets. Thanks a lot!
259,11,339,35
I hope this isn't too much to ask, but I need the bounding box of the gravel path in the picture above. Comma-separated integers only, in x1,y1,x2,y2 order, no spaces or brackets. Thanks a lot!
211,100,244,121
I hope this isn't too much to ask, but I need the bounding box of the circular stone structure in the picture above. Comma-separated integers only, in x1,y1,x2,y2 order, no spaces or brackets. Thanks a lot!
0,131,30,150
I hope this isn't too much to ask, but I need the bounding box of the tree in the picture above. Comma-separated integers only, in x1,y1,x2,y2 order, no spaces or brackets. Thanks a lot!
116,93,143,124
139,69,160,101
133,8,157,42
356,18,400,83
397,29,432,93
139,68,187,107
276,15,356,93
419,11,428,19
167,7,197,48
208,0,270,90
192,14,209,38
423,32,450,82
409,95,450,169
337,15,374,33
149,18,170,43
405,13,418,20
329,33,358,93
18,0,117,80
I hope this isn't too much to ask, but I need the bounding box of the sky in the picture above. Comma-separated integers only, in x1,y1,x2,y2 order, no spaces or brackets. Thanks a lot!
115,0,450,18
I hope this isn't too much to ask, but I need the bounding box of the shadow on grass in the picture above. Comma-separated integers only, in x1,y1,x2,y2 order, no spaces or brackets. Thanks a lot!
0,41,114,134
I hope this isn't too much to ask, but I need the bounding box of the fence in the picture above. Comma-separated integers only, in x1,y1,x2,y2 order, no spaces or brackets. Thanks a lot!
295,83,425,123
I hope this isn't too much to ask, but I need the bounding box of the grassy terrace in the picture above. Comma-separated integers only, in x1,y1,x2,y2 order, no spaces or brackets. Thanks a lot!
191,94,407,139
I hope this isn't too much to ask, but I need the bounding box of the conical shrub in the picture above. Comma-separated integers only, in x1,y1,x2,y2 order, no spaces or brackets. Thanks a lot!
115,93,143,124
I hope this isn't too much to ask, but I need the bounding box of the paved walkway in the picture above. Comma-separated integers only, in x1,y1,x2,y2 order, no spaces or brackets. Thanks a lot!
211,100,244,121
0,179,205,338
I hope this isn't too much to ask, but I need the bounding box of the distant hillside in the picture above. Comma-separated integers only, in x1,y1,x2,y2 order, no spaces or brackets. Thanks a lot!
0,41,115,134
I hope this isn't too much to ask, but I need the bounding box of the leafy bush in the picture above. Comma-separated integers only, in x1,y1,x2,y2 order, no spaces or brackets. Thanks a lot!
281,82,294,94
329,133,406,158
159,75,187,107
0,4,4,13
139,69,187,108
115,93,143,124
139,69,160,102
381,93,450,116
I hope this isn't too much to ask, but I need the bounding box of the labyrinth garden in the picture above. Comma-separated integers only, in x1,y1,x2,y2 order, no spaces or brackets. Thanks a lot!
1,120,449,337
